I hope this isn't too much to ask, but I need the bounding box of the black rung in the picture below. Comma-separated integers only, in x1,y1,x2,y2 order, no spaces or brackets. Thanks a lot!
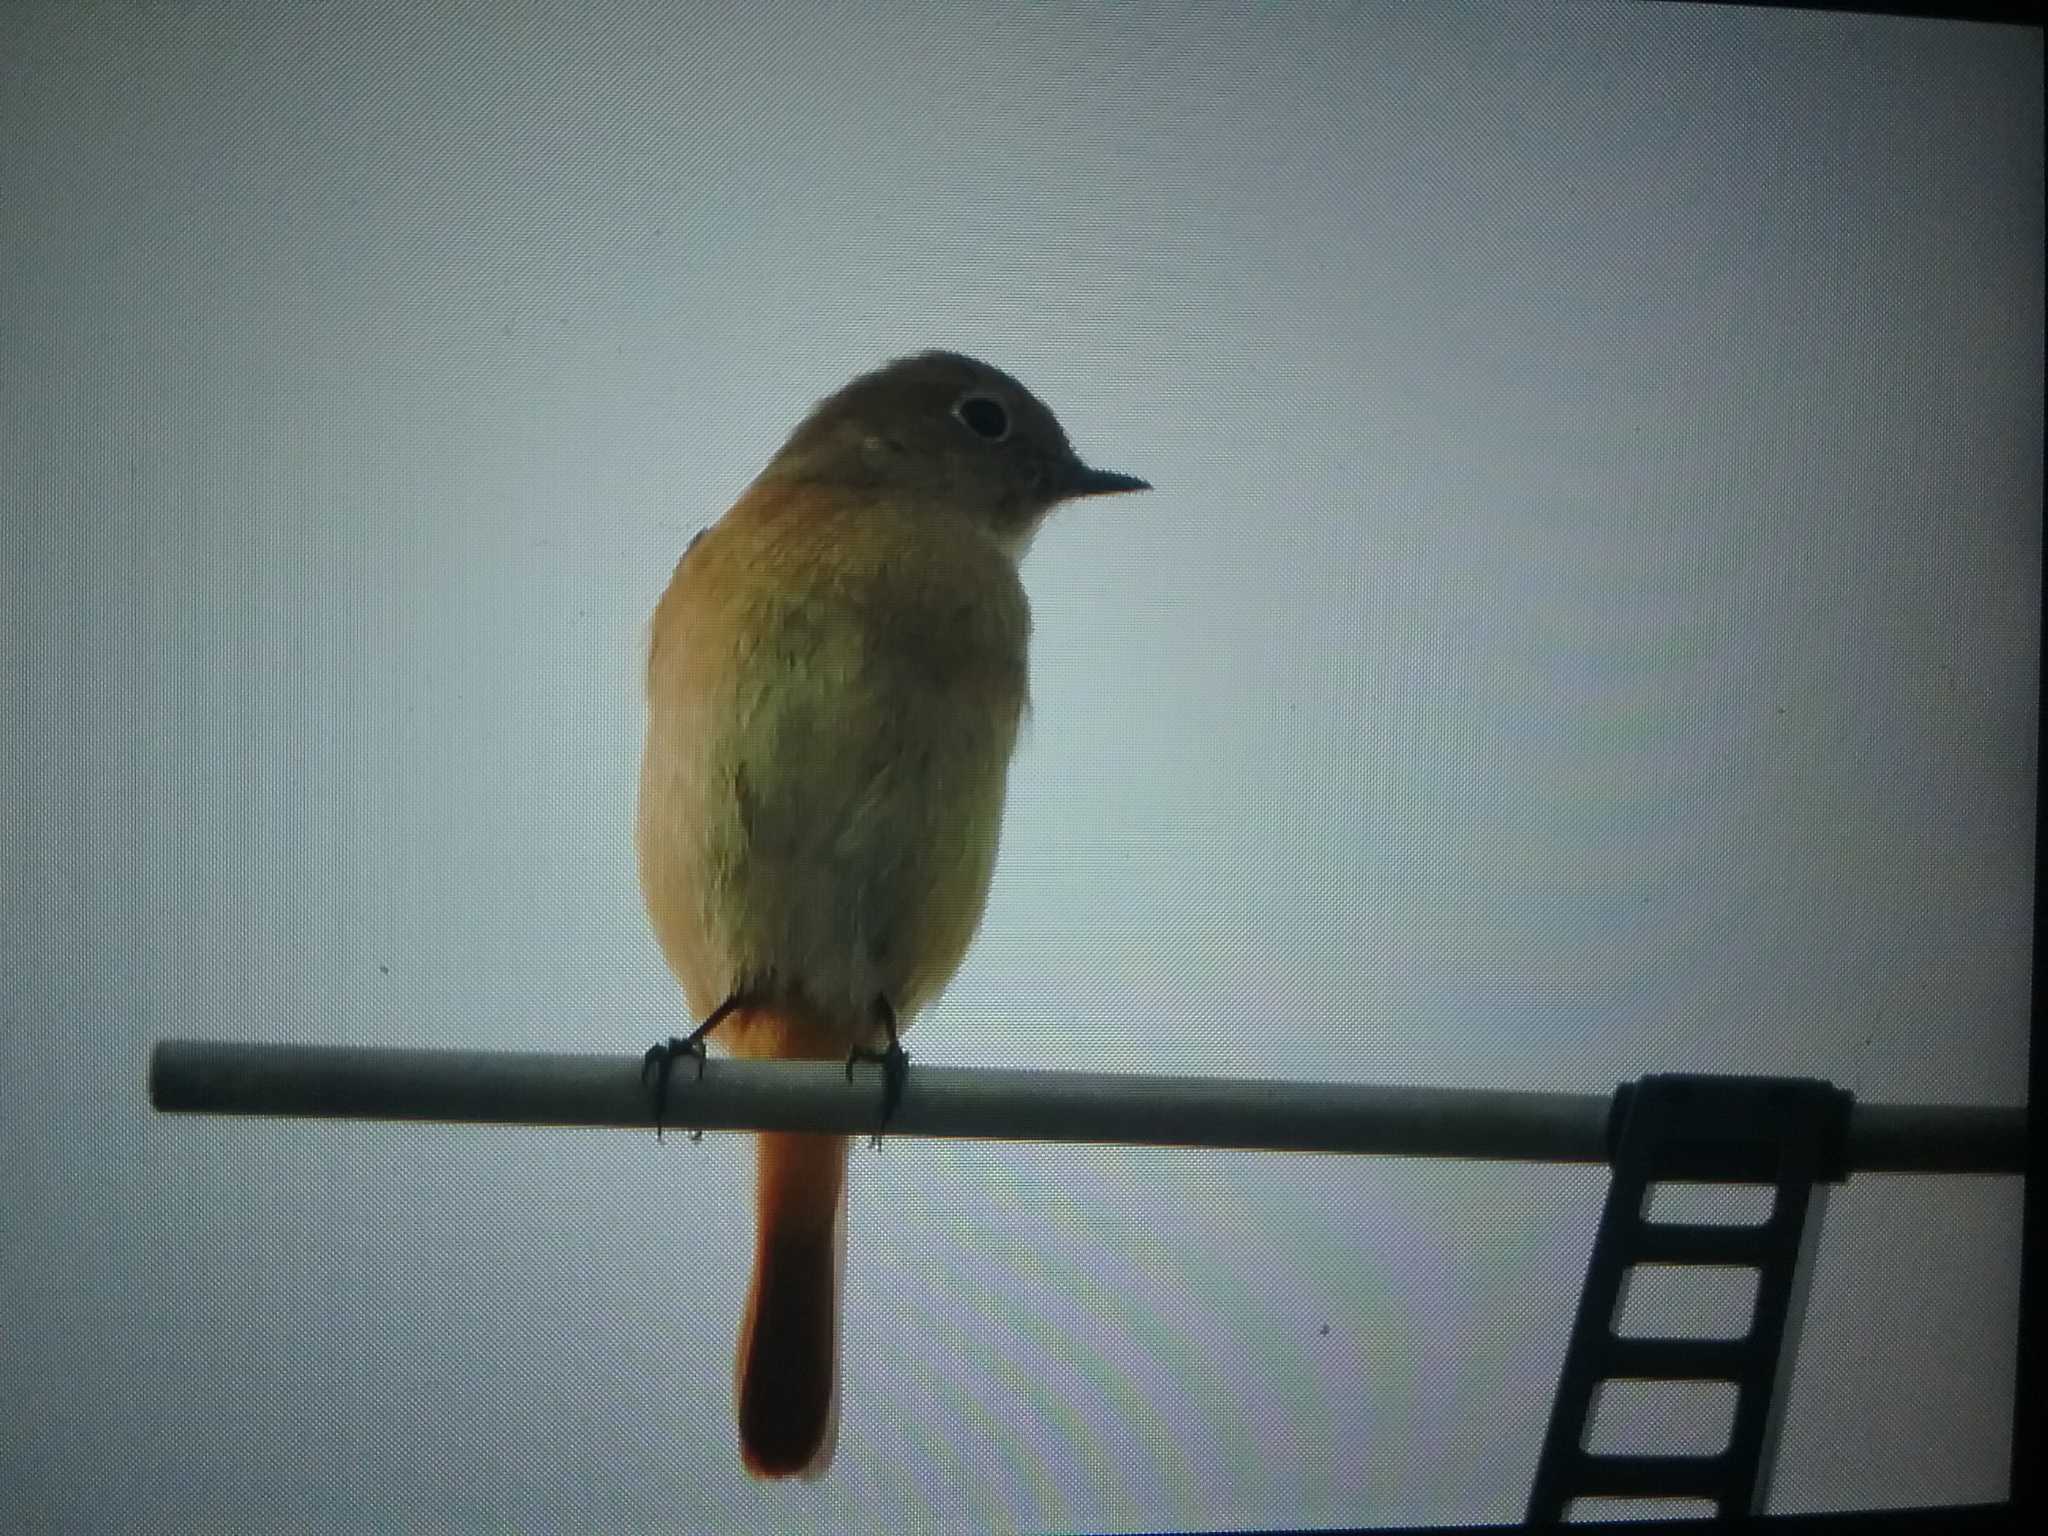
1525,1074,1853,1524
1604,1335,1754,1380
1565,1453,1730,1500
1626,1220,1774,1266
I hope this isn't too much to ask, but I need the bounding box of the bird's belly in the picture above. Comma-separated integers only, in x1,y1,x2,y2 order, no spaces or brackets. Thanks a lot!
637,632,1019,1053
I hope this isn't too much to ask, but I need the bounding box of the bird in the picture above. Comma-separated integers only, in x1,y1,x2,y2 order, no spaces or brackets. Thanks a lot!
633,349,1147,1478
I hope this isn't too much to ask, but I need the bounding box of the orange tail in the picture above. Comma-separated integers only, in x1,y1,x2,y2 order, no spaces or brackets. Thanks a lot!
737,1130,849,1479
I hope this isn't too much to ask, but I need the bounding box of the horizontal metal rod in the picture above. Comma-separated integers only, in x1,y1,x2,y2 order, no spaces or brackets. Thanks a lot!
146,1039,2025,1174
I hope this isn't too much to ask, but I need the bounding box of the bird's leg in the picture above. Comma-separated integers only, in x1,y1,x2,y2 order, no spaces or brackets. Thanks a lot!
845,995,910,1148
643,993,745,1142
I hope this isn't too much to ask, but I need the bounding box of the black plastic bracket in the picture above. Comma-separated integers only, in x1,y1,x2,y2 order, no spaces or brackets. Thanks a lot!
1525,1074,1855,1524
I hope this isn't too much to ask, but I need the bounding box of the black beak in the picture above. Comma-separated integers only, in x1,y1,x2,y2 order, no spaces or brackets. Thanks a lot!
1062,462,1151,498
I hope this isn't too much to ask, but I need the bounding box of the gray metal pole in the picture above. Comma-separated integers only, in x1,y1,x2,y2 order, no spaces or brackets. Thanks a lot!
146,1039,2025,1174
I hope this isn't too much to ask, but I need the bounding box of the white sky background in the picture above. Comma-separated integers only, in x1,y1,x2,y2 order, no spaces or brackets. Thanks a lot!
2,1,2038,1530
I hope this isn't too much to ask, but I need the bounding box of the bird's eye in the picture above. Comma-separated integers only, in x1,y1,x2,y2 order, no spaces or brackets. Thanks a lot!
952,393,1010,441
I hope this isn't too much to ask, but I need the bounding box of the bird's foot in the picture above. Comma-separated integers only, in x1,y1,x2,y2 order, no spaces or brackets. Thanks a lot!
640,1035,706,1143
642,994,744,1142
845,998,909,1149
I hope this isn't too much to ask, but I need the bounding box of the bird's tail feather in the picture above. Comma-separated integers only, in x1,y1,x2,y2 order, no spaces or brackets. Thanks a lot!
737,1128,848,1479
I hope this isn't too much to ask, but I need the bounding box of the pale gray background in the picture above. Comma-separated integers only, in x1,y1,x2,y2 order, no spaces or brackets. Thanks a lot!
2,1,2038,1530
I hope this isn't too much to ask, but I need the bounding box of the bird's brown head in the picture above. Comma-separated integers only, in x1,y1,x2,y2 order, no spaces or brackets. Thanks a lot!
761,350,1148,550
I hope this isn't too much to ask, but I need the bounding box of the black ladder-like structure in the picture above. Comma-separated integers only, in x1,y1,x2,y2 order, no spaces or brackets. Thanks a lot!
1526,1074,1854,1523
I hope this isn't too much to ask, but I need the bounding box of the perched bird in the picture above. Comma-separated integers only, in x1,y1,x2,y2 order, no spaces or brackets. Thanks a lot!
634,349,1147,1478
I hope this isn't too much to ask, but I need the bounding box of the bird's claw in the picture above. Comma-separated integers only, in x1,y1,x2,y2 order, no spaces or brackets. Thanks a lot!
642,1034,707,1143
641,994,747,1144
845,1001,909,1148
